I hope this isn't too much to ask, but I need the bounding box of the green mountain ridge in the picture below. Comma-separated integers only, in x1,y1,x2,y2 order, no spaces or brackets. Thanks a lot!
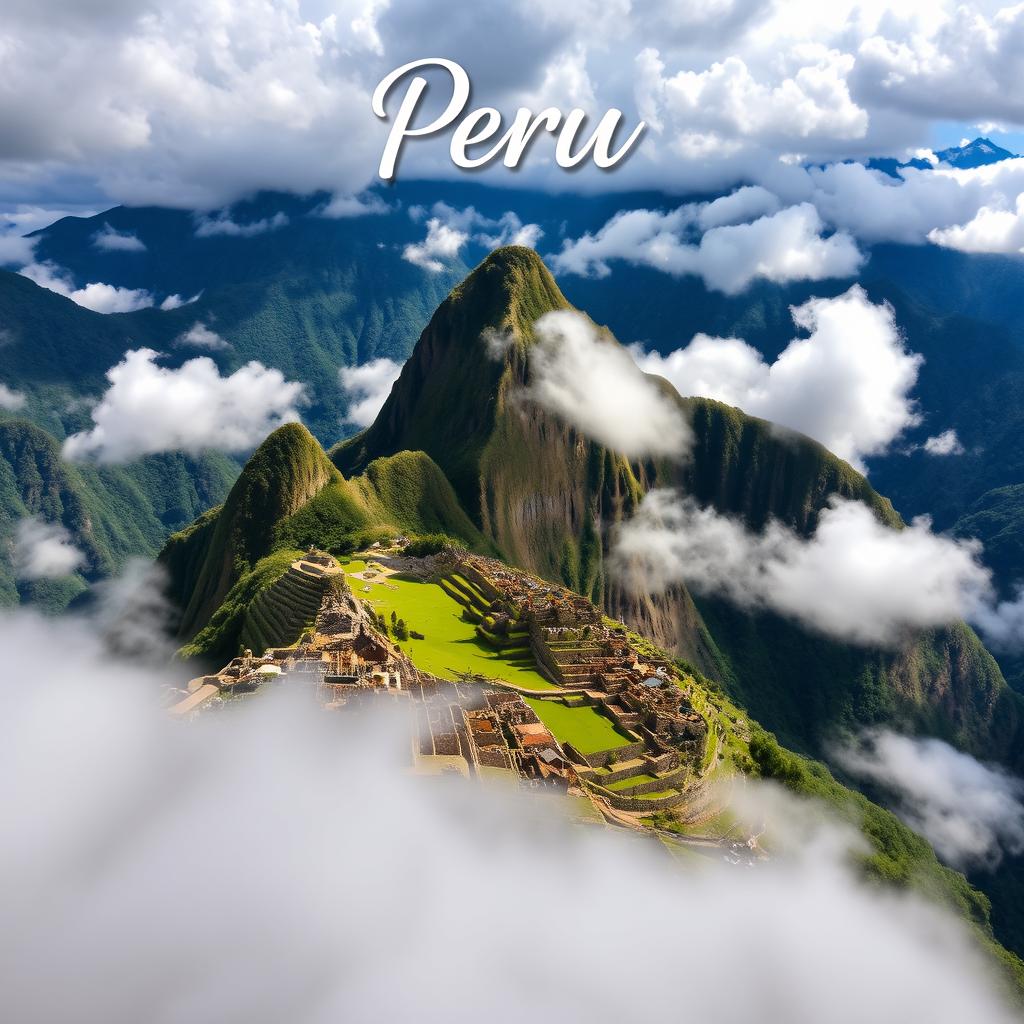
158,248,1024,975
162,423,488,660
0,419,236,610
165,248,1024,771
327,247,1020,768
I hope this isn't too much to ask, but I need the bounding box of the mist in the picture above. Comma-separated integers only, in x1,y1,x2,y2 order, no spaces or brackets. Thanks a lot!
0,606,1019,1023
833,729,1024,871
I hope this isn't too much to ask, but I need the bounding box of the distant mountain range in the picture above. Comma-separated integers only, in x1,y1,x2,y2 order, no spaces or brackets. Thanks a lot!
869,135,1018,176
2,164,1024,691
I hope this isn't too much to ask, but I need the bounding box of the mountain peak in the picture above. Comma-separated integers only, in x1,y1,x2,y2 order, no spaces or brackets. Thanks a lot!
448,245,570,341
935,136,1017,169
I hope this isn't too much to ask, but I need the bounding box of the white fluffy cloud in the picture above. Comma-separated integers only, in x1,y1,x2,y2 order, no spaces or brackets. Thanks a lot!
550,202,863,294
339,356,403,428
805,159,1024,250
63,349,306,462
0,602,1017,1024
834,729,1024,870
637,45,868,148
852,4,1024,126
91,223,146,252
923,429,965,456
633,286,922,469
525,311,691,459
403,203,543,272
611,491,997,648
12,517,86,580
174,322,229,351
4,0,1024,207
550,157,1024,287
19,261,154,313
928,193,1024,254
0,1,382,209
402,217,469,273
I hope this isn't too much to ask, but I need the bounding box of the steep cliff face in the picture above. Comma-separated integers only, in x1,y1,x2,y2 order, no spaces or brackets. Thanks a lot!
332,246,1024,767
163,423,340,638
334,248,898,609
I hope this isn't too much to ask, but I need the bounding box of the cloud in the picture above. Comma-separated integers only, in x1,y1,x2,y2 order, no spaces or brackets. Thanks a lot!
637,46,868,146
339,357,404,428
0,2,383,209
0,231,37,267
403,203,543,272
194,211,289,239
91,223,146,252
159,291,201,311
0,383,26,411
0,205,97,267
12,517,86,580
481,327,515,360
969,586,1024,654
174,322,229,351
610,491,997,648
550,203,863,294
803,159,1024,252
548,158,1024,286
63,349,306,462
928,194,1024,255
4,0,1024,206
833,729,1024,870
61,281,155,314
89,558,176,664
852,4,1024,126
525,310,691,459
316,192,390,218
923,430,965,456
0,601,1017,1023
633,286,922,470
19,261,154,313
402,217,468,273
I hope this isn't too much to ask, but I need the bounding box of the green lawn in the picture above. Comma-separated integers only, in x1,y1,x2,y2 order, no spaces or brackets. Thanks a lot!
603,773,660,791
351,572,558,690
524,698,634,754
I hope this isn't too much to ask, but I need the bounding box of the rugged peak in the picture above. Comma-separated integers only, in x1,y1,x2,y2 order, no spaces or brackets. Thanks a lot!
445,245,570,343
332,248,571,502
224,423,337,554
935,136,1017,169
165,422,338,638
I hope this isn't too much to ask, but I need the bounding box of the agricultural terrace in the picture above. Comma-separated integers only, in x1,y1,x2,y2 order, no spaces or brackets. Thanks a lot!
524,697,634,754
342,559,558,689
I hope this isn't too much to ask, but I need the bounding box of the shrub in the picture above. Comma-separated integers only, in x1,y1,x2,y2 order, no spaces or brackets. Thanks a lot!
404,533,468,558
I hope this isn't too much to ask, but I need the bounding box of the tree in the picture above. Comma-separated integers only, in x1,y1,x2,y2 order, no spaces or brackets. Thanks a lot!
395,618,410,641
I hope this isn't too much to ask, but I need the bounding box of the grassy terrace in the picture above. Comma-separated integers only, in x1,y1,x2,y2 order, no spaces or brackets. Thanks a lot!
524,698,634,754
345,562,558,689
603,773,660,792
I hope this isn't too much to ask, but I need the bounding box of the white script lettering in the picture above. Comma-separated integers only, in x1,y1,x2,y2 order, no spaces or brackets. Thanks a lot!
373,58,646,180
